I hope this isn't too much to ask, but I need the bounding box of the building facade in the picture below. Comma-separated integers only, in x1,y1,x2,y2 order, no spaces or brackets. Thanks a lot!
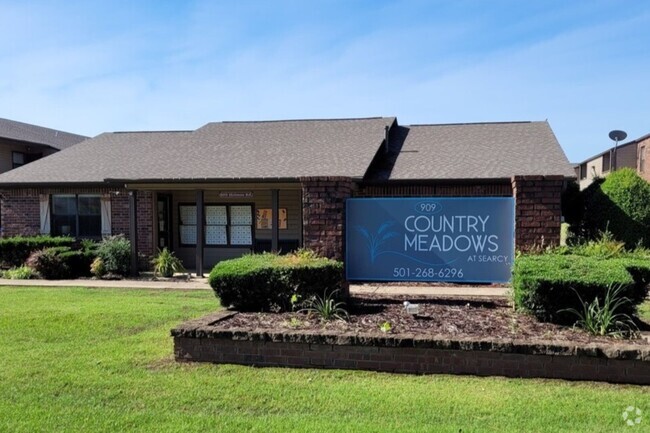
0,118,574,276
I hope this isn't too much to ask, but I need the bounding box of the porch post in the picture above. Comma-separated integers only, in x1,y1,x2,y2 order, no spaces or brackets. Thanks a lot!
195,190,204,276
129,191,138,276
271,189,279,252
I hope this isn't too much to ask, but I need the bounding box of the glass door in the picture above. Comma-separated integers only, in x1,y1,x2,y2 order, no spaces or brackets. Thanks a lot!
157,194,172,249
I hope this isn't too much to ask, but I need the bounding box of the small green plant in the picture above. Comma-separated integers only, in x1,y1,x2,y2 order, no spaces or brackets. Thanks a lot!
290,293,301,312
560,283,638,338
300,290,348,322
379,321,392,333
1,265,37,279
287,317,302,328
576,229,625,258
292,248,320,260
90,257,106,278
151,248,185,277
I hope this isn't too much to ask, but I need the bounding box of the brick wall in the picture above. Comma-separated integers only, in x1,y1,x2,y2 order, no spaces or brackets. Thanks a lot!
636,136,650,182
511,176,564,250
300,177,354,260
174,337,650,385
0,194,39,236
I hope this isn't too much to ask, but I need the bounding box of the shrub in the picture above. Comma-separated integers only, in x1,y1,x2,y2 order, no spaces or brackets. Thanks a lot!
513,254,650,324
1,265,37,279
0,235,75,268
208,251,344,312
96,236,131,276
581,168,650,248
26,248,69,279
26,245,96,280
151,248,185,277
90,257,106,278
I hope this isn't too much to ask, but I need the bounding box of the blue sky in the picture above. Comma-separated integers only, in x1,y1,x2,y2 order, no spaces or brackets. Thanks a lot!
1,0,648,162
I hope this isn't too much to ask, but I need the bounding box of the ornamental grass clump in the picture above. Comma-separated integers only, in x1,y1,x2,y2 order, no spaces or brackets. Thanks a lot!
560,284,638,338
151,248,185,278
299,290,349,322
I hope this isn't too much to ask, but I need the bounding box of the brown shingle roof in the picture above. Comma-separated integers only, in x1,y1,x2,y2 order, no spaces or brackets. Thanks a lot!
387,121,575,180
0,117,395,185
0,118,88,150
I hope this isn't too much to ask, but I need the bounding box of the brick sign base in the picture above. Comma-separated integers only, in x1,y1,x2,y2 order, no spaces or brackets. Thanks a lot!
172,312,650,385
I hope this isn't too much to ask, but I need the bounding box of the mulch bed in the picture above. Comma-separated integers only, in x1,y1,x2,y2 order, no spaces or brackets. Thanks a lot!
222,294,650,346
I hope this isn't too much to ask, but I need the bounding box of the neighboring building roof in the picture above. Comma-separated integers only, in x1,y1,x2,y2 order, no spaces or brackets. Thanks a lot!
387,121,575,180
0,118,88,150
0,117,395,185
575,133,650,166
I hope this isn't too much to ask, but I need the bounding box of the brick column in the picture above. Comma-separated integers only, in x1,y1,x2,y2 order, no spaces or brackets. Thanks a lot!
511,175,564,251
300,177,354,260
136,191,154,262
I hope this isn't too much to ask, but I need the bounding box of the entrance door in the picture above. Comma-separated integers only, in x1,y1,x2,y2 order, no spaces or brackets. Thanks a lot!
157,194,172,250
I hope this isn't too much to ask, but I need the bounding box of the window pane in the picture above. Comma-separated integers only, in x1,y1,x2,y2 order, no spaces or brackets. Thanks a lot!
231,206,252,225
78,215,101,237
206,225,227,245
180,206,197,225
230,225,252,245
78,196,101,215
12,152,25,165
206,206,227,225
180,225,197,245
52,215,76,237
52,195,76,215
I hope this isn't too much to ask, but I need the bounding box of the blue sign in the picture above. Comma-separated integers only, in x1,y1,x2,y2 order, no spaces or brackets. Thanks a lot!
346,198,515,283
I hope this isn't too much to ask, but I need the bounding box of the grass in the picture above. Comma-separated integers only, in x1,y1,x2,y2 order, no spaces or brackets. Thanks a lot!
0,287,648,433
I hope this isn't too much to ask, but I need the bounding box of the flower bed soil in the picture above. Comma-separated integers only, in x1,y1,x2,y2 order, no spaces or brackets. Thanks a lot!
222,294,649,346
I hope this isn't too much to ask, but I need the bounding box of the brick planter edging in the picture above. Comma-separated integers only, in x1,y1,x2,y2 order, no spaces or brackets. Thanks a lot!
171,312,650,385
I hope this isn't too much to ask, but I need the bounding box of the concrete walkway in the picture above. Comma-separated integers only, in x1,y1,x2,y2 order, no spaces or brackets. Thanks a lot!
351,284,509,297
0,277,210,290
0,277,509,297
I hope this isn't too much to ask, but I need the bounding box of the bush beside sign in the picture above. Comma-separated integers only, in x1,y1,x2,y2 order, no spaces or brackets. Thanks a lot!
346,198,515,283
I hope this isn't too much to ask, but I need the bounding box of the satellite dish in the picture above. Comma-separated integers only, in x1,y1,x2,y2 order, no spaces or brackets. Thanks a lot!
609,130,627,142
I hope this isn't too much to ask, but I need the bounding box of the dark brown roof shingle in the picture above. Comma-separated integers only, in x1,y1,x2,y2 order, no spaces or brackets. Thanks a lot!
0,117,395,184
0,118,88,150
387,121,575,180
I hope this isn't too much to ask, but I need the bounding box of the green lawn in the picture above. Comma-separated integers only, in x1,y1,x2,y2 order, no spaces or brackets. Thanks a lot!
0,287,648,433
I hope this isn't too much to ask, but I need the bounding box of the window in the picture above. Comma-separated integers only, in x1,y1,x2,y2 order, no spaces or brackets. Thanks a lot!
178,204,253,246
641,147,646,173
579,163,587,179
179,205,197,246
602,152,611,173
12,152,25,169
11,151,42,169
51,195,101,237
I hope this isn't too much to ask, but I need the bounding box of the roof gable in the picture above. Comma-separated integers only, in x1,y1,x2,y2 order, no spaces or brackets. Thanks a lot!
385,121,574,180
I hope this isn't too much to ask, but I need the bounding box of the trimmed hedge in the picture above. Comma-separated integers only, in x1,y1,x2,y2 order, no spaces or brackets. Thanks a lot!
581,169,650,248
513,254,650,324
0,236,75,268
208,252,344,312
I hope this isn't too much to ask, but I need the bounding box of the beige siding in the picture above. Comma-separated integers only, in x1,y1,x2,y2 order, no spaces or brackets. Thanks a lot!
168,188,302,270
0,140,57,174
578,143,638,190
